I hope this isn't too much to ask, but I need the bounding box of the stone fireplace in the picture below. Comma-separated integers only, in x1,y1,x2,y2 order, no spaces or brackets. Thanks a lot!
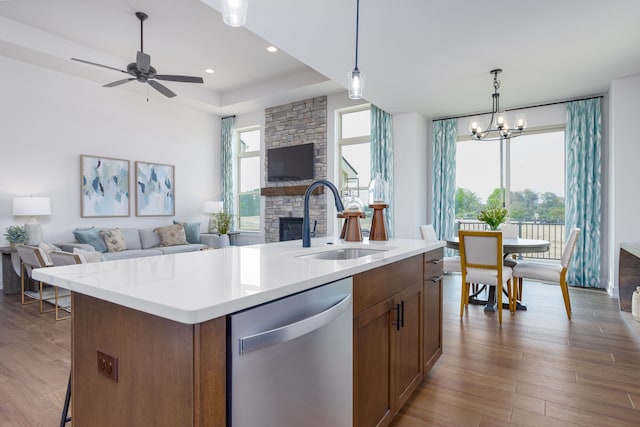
263,96,327,243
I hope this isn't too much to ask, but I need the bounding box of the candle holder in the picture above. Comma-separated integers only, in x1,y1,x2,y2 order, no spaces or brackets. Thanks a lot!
368,203,388,241
342,211,364,242
368,172,389,241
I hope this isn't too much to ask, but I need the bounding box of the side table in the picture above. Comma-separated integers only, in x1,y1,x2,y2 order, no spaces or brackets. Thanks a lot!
1,246,22,295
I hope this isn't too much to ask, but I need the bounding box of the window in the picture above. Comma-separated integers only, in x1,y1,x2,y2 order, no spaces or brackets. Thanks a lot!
456,128,565,218
236,127,261,231
338,106,371,230
455,128,566,257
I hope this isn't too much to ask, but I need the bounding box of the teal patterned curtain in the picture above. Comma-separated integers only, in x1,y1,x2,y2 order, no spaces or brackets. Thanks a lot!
565,98,601,287
370,105,394,236
432,119,457,246
221,116,236,230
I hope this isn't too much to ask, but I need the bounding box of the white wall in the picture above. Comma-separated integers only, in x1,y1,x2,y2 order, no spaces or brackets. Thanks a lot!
608,73,640,295
393,113,428,239
0,56,219,249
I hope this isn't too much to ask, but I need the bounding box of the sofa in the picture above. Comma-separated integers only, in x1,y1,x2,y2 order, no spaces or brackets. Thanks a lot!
59,223,220,261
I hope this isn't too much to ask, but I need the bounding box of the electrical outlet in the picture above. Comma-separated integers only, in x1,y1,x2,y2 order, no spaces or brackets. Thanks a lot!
97,350,118,382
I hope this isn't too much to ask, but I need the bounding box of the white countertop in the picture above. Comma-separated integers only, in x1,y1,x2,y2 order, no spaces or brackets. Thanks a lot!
33,237,444,324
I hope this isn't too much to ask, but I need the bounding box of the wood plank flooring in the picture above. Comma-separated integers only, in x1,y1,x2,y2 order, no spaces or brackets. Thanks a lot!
391,275,640,427
1,275,639,426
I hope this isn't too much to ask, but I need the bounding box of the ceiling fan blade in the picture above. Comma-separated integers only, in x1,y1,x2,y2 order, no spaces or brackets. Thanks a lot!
148,80,177,98
103,78,136,88
156,75,204,84
71,58,127,74
136,51,151,73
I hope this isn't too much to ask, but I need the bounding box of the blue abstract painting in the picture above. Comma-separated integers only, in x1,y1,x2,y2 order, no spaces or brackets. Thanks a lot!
81,155,130,217
135,161,175,216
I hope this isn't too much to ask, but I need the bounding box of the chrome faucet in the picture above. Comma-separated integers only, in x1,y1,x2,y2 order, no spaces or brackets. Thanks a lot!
302,180,345,247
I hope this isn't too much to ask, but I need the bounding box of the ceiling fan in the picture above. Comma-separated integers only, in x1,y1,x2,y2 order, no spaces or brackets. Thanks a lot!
71,11,203,98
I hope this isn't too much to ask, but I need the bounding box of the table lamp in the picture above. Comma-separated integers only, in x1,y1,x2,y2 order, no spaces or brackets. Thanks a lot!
203,201,224,233
13,196,51,245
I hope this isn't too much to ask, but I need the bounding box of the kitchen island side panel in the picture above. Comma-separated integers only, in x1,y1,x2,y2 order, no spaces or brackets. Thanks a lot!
72,293,226,427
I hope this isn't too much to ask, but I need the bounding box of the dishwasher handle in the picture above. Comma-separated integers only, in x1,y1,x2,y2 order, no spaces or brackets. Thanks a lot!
238,294,352,355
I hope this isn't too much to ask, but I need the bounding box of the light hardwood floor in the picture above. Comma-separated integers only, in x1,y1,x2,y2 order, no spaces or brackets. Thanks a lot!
1,276,639,426
392,275,640,427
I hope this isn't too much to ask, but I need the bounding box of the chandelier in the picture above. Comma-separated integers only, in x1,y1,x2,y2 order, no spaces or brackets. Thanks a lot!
469,69,526,140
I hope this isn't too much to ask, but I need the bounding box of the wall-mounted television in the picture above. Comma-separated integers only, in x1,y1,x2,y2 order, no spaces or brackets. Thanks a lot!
267,143,314,182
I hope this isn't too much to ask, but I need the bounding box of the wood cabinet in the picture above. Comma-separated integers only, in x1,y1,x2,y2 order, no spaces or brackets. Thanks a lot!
353,255,425,427
423,247,444,372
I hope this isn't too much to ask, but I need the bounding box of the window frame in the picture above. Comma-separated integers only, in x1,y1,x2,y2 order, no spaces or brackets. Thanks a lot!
337,104,372,230
235,125,261,232
455,124,565,216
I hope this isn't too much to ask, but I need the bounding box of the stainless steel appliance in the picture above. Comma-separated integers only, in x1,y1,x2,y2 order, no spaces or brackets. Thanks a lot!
230,277,353,426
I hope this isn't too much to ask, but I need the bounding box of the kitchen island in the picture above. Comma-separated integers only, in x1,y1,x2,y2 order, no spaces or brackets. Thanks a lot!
34,237,444,427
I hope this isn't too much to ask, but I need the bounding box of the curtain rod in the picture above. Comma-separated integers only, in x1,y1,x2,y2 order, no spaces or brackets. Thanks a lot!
221,114,236,120
434,94,605,122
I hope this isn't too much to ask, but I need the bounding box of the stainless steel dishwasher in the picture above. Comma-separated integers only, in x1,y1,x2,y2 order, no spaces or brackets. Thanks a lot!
229,277,353,427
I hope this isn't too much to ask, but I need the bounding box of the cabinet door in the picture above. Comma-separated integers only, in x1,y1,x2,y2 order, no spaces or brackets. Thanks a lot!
353,297,396,427
423,275,442,372
394,281,424,409
423,249,444,373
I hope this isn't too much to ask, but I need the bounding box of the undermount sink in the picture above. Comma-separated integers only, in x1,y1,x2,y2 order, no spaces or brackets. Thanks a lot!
297,247,389,260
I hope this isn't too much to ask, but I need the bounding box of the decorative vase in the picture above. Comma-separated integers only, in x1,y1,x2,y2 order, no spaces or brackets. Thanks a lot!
219,234,230,248
632,286,640,321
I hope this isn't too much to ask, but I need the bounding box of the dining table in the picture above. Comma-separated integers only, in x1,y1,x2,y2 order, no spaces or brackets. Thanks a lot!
446,236,550,312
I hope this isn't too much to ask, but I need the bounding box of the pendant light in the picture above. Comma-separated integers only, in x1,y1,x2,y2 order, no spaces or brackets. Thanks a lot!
222,0,248,27
348,0,365,99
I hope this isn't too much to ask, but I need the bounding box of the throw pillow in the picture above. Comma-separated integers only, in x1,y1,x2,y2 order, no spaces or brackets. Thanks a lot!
154,224,188,247
38,241,61,265
100,228,128,253
173,221,201,244
73,247,103,263
73,227,108,253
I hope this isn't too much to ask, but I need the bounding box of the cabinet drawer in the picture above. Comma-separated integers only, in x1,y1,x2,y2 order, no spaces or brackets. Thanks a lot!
353,255,422,316
423,248,444,281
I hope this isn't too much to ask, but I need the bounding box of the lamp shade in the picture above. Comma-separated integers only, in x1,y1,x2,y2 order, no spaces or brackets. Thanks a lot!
12,197,51,216
203,201,224,214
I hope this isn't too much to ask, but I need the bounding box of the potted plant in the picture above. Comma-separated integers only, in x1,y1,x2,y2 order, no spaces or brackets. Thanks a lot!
477,207,509,231
4,225,29,248
214,211,233,247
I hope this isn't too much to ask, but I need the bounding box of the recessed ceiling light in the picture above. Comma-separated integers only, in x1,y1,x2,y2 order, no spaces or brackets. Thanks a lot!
205,68,215,74
266,46,278,53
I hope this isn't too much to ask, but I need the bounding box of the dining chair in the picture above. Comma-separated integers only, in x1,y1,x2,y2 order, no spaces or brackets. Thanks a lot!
499,223,519,268
499,223,519,239
49,251,85,320
458,230,515,324
419,224,461,273
512,228,580,320
15,244,55,314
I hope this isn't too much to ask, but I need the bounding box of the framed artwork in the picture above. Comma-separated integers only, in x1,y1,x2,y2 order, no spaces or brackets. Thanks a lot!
135,161,175,216
80,155,130,217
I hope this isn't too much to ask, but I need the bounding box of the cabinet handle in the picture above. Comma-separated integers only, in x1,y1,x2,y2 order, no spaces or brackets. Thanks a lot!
238,294,351,355
426,258,442,264
394,303,401,331
428,275,444,283
400,300,405,328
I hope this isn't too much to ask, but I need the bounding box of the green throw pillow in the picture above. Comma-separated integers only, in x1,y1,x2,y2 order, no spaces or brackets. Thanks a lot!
173,221,201,244
73,227,108,253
